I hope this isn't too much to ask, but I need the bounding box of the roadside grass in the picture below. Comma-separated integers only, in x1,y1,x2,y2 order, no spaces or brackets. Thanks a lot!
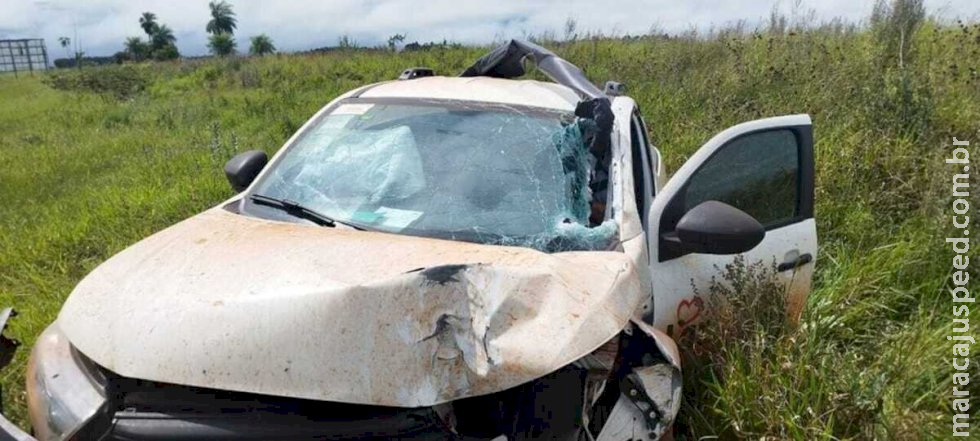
1,13,978,440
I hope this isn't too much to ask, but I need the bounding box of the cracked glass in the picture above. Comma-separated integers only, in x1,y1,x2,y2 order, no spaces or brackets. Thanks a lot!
246,99,618,252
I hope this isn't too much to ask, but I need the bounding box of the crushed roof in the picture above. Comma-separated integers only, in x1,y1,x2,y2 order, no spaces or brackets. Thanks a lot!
359,76,580,111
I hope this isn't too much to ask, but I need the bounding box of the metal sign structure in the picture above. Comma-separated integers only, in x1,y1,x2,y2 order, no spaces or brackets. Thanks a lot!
0,39,49,76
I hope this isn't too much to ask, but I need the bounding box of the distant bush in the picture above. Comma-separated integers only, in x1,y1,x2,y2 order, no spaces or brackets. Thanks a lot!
52,56,118,69
42,66,151,100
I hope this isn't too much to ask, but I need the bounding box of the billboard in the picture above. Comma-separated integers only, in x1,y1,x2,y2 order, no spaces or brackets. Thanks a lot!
0,39,49,74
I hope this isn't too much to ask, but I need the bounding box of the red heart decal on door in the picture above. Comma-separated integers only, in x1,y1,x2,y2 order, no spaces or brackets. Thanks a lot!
676,296,705,328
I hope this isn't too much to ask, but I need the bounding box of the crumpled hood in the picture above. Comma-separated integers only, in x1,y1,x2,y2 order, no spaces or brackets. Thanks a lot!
58,208,644,407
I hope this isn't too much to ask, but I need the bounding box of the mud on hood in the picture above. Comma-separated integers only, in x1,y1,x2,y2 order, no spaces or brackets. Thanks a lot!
58,208,645,407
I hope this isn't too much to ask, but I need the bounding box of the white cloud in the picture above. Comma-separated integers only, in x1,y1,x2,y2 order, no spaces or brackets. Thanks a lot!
0,0,977,58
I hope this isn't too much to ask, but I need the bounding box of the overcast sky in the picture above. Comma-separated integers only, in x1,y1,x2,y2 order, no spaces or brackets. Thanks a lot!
2,0,978,59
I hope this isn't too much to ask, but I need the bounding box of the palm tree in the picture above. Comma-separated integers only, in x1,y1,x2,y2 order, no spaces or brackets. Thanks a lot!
151,24,176,50
148,25,179,60
208,33,236,56
249,34,275,56
139,12,158,37
124,36,149,61
206,1,237,36
57,36,71,60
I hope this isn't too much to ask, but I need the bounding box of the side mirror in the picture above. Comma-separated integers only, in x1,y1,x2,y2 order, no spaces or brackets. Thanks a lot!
672,201,764,254
224,150,268,192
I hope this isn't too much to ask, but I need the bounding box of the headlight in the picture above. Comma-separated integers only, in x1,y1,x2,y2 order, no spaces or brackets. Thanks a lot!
26,323,107,441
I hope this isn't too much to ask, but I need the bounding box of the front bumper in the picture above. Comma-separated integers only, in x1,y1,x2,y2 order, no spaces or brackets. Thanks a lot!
0,310,681,441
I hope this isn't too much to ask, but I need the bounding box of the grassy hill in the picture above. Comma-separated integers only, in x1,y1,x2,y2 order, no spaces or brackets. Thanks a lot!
0,10,977,440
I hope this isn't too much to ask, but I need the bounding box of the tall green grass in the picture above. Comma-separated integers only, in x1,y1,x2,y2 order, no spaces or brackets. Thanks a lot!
0,9,977,439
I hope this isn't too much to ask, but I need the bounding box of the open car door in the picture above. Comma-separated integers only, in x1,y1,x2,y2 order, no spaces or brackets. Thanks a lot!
647,115,817,334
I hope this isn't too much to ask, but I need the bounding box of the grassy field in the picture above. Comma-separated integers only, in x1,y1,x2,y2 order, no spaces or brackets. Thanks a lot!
1,8,978,440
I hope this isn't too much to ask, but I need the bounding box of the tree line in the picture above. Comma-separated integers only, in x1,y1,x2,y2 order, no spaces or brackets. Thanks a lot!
57,0,277,65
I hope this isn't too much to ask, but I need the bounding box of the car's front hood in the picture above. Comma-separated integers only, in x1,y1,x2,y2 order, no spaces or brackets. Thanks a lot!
58,207,644,407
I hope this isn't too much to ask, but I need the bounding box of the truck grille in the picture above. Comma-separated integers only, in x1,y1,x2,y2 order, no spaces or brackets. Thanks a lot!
99,378,453,441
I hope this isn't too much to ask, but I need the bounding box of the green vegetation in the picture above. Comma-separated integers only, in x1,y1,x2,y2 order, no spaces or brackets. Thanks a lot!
206,0,238,57
206,0,238,36
208,33,238,57
54,36,85,70
249,34,276,56
0,5,977,439
120,11,180,62
387,33,407,51
116,2,245,62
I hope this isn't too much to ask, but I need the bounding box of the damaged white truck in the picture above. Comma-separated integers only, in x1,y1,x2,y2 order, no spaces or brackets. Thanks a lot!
0,40,816,440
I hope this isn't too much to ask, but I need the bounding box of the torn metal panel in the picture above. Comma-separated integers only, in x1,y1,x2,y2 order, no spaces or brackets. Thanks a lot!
460,39,605,100
57,208,646,407
592,321,682,441
626,363,682,426
461,40,616,215
630,320,681,370
595,384,677,441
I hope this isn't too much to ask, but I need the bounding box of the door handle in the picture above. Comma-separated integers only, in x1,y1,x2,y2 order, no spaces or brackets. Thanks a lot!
777,253,812,272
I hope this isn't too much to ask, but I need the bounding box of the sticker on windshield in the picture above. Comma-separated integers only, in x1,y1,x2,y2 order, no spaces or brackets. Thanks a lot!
350,211,382,224
332,103,374,115
375,207,422,230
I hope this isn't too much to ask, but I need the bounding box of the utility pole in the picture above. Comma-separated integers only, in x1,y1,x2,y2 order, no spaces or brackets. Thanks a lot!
73,20,81,70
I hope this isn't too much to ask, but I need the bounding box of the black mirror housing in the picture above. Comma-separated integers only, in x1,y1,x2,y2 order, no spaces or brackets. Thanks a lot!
673,200,764,255
224,150,268,193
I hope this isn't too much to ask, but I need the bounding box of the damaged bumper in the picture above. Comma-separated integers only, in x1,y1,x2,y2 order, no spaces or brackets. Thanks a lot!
595,320,682,441
4,319,680,440
2,313,681,440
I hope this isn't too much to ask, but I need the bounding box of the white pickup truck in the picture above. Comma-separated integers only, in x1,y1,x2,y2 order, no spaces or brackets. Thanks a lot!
0,40,815,441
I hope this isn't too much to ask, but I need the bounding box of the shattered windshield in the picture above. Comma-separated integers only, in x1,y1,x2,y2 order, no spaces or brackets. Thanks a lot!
246,99,617,252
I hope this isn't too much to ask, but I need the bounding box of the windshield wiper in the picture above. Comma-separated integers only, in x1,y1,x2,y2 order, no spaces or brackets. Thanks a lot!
249,194,339,228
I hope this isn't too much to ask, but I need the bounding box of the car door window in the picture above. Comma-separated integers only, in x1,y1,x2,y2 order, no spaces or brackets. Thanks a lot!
683,129,800,228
